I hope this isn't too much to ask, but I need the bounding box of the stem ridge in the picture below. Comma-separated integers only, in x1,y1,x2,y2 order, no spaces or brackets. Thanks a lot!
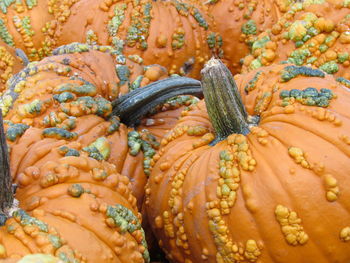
201,58,249,141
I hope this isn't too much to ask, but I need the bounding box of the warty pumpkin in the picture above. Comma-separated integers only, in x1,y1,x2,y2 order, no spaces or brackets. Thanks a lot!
241,0,350,79
0,42,202,208
0,110,150,262
49,0,221,78
0,0,67,61
205,0,292,74
145,59,350,262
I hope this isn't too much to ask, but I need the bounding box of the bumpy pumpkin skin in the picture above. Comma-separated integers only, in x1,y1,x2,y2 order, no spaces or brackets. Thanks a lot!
0,0,64,61
0,43,176,206
145,64,350,262
0,44,157,259
0,40,24,90
1,43,200,210
242,0,350,79
138,96,199,141
0,133,148,262
52,0,221,78
207,0,291,74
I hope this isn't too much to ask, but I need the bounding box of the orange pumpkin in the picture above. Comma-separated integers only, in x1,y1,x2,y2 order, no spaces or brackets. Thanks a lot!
0,119,149,262
0,0,65,61
1,42,202,208
241,0,350,79
206,0,291,74
145,59,350,262
50,0,220,78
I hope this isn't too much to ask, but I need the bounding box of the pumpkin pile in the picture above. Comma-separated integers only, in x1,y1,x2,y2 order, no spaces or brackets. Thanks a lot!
0,0,349,262
0,42,202,261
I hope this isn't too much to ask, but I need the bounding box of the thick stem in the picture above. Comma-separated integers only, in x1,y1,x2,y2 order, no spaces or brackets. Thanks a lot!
15,48,29,66
112,77,202,126
0,109,13,225
201,58,249,140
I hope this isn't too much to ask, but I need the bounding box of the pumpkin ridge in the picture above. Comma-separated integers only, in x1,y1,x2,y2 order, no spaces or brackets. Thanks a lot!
184,147,220,261
36,211,119,260
17,182,134,206
7,128,42,177
14,139,67,175
183,148,216,207
166,151,202,259
115,127,135,174
232,151,276,262
41,203,131,254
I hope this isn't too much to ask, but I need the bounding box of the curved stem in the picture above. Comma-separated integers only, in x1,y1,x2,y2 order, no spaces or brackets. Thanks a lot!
201,58,249,141
15,48,29,66
112,77,202,126
0,109,13,225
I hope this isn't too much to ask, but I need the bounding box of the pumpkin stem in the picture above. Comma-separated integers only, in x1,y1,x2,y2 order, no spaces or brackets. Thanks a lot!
112,77,202,126
15,48,29,66
0,109,14,225
201,58,249,140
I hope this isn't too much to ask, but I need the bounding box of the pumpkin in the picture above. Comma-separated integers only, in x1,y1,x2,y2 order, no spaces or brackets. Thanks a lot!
48,0,221,78
0,41,25,90
0,0,63,61
145,59,350,262
0,111,150,262
206,0,291,74
0,42,202,210
241,0,350,79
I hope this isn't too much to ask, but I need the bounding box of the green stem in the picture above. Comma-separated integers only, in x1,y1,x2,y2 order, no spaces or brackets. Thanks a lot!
201,58,249,141
112,77,202,126
0,109,14,225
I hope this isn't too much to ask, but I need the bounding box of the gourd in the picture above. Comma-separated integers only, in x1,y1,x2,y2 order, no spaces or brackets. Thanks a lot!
241,0,350,79
0,111,150,262
50,0,221,78
0,42,202,208
0,0,220,78
206,0,292,73
145,59,350,262
0,0,61,61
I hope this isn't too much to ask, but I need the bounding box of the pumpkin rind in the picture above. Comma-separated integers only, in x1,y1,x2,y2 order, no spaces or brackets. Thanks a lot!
50,0,220,78
145,62,350,262
0,43,196,209
241,0,350,79
207,0,292,73
0,41,24,91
